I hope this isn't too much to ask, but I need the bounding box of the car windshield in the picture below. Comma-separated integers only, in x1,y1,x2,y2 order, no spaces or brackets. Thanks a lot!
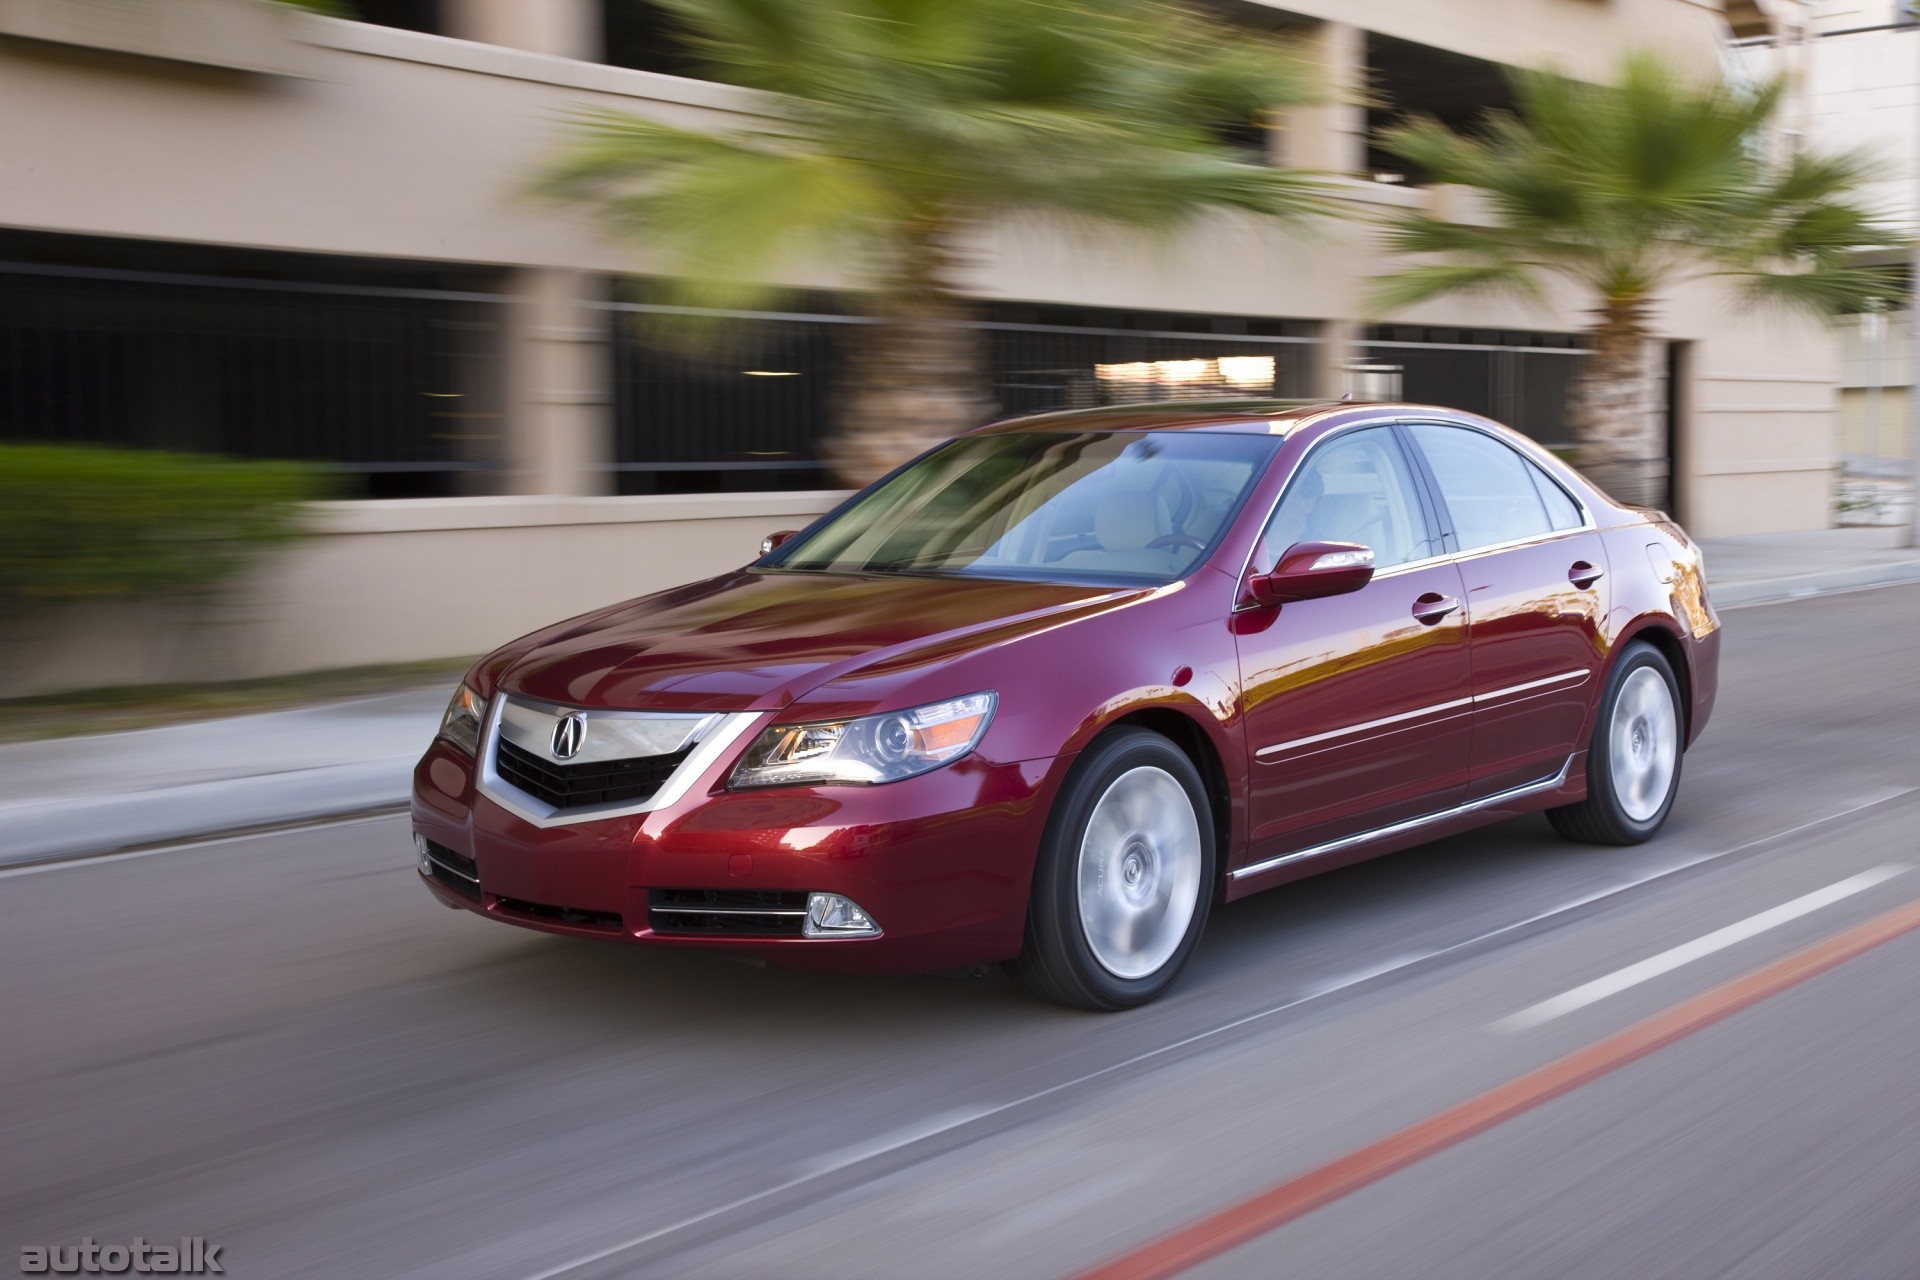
769,430,1276,585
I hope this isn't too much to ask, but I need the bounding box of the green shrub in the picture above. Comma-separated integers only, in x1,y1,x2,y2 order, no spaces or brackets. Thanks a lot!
0,445,330,608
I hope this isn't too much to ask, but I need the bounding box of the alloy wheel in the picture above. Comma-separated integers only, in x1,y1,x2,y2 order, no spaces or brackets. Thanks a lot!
1076,765,1204,980
1608,666,1678,823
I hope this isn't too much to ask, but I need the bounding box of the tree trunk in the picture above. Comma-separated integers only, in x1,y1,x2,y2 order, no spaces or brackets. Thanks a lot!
1570,298,1668,508
826,219,992,487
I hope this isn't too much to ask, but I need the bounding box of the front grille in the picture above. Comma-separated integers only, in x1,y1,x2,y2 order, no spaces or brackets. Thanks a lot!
648,888,809,937
493,896,624,931
421,838,481,902
495,737,692,810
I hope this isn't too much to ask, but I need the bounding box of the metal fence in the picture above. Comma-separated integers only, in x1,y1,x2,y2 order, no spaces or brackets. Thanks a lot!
0,260,506,498
1359,329,1589,450
605,302,1320,493
0,253,1601,502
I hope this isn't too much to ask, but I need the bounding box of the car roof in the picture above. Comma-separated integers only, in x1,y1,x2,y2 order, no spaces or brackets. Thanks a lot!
969,399,1447,438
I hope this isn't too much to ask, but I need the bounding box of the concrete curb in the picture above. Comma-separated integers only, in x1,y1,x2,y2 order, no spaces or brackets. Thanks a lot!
1711,559,1920,608
0,758,414,866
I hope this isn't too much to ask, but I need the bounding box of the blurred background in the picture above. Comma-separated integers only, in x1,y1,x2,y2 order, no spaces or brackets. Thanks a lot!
0,0,1911,700
7,4,1920,1279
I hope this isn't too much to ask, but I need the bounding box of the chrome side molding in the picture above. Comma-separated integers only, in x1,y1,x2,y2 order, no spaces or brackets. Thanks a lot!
1255,671,1589,759
1228,757,1575,883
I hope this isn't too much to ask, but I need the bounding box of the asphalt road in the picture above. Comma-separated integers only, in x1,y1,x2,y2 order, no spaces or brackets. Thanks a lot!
4,585,1920,1279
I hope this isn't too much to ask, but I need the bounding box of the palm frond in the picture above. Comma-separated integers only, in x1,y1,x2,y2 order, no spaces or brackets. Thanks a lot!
1739,261,1908,317
537,109,897,311
1367,261,1547,316
1372,49,1893,324
551,0,1334,315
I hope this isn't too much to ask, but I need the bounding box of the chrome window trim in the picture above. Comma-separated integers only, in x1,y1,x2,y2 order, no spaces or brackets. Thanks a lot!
1231,412,1597,608
475,695,765,829
1232,417,1438,606
1369,524,1594,580
1398,417,1596,543
1228,757,1574,883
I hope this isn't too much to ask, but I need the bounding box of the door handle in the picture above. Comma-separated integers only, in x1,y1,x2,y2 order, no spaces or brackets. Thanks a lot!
1411,593,1460,625
1568,561,1605,589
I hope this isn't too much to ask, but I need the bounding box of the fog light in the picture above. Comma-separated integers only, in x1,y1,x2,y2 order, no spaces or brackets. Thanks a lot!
415,834,433,876
804,892,880,938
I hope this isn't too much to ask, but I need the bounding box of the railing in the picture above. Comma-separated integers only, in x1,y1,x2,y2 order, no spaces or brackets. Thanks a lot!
1359,329,1589,450
0,259,507,498
604,301,1320,493
0,251,1605,502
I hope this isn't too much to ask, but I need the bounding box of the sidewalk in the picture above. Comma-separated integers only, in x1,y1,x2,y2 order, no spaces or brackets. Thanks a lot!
0,688,443,865
1699,526,1920,607
3,527,1918,866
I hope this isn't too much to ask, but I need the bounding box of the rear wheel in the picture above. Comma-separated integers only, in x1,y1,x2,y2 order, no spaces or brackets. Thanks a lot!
1548,642,1683,845
1006,729,1215,1011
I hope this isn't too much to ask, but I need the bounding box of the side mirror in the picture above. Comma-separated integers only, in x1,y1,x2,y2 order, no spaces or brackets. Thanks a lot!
1243,541,1375,608
760,529,800,556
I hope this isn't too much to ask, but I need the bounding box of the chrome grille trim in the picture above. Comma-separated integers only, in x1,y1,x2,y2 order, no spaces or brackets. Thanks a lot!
475,696,764,829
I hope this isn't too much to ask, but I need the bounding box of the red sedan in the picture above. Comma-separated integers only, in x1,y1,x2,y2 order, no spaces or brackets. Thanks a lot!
412,401,1718,1009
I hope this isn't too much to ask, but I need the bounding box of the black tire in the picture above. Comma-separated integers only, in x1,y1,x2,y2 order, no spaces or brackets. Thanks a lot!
1005,728,1217,1011
1548,642,1684,846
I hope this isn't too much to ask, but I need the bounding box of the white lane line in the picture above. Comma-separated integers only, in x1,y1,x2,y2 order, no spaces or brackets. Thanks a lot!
516,792,1919,1280
1498,863,1911,1032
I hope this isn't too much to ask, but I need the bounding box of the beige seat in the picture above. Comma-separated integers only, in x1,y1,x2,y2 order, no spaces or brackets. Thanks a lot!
1059,488,1188,576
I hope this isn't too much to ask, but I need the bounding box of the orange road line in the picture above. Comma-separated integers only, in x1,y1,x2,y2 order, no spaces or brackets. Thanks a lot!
1076,892,1920,1280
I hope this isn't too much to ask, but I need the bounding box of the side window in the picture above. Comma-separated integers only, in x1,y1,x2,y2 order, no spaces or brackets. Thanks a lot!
1407,424,1554,551
1258,428,1436,572
1527,462,1584,531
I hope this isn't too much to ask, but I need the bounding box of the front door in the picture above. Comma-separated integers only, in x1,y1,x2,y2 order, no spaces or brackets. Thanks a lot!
1235,426,1474,866
1403,422,1612,794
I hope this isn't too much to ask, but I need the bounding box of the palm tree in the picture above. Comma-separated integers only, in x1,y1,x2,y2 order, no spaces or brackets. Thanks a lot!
542,0,1328,484
1371,53,1903,505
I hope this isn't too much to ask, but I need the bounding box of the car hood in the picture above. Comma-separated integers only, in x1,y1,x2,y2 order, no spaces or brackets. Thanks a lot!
495,570,1140,713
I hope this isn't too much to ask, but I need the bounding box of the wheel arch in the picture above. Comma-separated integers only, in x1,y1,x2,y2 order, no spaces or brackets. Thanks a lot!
1612,618,1693,744
1102,706,1235,885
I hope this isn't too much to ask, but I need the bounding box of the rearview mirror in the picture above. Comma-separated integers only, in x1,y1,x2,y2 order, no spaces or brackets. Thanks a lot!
760,529,800,556
1243,541,1375,608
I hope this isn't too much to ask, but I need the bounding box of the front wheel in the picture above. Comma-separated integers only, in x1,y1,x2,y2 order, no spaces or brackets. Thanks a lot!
1548,642,1684,846
1006,729,1215,1011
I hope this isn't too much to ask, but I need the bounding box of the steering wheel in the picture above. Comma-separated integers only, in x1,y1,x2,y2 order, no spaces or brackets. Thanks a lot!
1147,532,1205,552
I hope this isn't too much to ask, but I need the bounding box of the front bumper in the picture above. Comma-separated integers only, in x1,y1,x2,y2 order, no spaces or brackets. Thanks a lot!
411,737,1061,973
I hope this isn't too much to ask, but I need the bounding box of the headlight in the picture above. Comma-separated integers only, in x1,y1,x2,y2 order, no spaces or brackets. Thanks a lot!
729,692,996,788
437,683,486,758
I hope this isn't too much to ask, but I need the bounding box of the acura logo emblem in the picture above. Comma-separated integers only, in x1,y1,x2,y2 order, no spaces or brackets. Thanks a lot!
550,714,587,760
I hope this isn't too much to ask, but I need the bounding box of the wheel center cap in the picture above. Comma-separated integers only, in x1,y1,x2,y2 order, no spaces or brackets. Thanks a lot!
1120,840,1153,897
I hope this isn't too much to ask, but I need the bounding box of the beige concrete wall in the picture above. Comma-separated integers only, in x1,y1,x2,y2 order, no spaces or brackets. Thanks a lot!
0,0,1847,695
1250,0,1730,76
0,492,843,698
1841,386,1914,460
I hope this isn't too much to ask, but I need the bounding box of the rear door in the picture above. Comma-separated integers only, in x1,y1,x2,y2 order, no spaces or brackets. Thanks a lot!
1234,426,1473,867
1402,422,1610,795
